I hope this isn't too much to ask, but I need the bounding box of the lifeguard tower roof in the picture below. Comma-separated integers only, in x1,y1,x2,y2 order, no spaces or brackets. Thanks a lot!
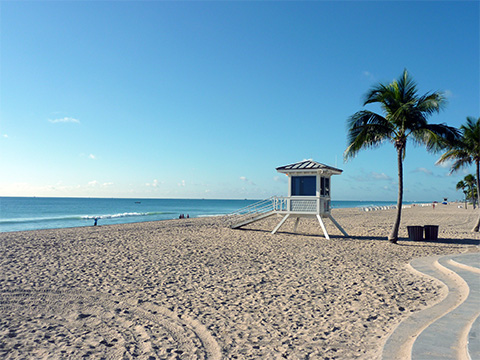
276,159,342,175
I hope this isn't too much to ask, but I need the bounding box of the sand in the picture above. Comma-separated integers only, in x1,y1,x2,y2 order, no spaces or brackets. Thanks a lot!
0,203,478,359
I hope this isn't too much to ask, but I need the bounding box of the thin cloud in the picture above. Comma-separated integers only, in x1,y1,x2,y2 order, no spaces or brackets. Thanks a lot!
146,179,160,187
49,117,80,124
89,154,96,160
273,175,288,184
371,172,392,181
436,159,453,169
240,176,256,185
362,71,375,81
412,167,450,178
351,171,392,182
444,89,454,98
87,181,112,187
412,167,433,176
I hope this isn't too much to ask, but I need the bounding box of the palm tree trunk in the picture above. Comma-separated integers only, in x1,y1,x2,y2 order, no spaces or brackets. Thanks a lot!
473,160,480,232
389,148,403,243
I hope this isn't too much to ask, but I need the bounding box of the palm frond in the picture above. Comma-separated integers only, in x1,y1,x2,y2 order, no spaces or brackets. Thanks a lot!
460,117,480,160
456,180,466,191
390,101,419,129
364,84,391,106
464,174,476,184
412,123,461,152
450,158,473,172
464,116,480,132
397,69,418,102
436,149,472,172
437,116,480,174
344,111,392,160
416,92,447,115
437,148,468,161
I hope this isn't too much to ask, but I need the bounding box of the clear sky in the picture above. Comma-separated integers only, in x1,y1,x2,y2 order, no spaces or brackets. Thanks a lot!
1,1,478,201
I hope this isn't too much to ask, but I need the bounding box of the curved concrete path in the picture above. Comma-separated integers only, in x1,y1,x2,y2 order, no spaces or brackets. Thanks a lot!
382,252,480,360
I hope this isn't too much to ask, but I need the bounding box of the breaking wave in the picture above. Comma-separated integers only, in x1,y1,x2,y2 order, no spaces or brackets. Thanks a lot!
1,212,175,226
81,211,173,220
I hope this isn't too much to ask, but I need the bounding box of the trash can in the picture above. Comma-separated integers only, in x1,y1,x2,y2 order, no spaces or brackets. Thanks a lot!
407,226,424,241
424,225,439,241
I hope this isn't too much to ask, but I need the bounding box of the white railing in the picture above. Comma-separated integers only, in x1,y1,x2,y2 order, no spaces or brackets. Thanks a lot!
225,197,276,227
273,197,288,211
228,197,276,216
226,196,331,228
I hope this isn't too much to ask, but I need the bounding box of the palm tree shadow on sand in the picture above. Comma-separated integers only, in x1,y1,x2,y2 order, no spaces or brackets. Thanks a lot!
236,228,479,246
343,235,479,246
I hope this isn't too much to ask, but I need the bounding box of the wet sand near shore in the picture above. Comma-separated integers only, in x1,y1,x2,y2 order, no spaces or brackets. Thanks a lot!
0,204,478,359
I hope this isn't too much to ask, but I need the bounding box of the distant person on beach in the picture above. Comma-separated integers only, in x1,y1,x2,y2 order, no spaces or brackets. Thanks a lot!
94,217,98,226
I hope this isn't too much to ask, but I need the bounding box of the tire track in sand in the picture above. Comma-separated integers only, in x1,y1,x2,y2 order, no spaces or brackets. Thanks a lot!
0,290,221,360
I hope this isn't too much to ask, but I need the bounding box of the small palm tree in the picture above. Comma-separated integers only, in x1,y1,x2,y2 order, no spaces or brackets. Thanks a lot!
438,117,480,231
456,179,469,209
464,174,477,209
471,187,479,208
345,69,459,243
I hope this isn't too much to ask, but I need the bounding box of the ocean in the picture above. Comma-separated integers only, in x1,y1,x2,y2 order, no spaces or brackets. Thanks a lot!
0,197,410,233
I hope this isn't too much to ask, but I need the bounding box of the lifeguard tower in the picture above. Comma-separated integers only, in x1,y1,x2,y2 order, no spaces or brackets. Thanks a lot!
228,160,348,239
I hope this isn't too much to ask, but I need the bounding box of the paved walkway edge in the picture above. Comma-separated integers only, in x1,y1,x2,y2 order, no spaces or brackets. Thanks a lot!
381,252,479,360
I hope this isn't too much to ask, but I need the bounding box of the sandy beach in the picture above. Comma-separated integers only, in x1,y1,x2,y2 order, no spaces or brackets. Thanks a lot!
1,203,479,359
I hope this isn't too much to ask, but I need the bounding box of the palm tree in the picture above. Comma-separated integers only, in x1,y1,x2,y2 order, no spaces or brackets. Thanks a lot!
437,117,480,231
464,174,477,209
456,179,469,209
345,69,459,243
456,174,477,209
471,186,479,209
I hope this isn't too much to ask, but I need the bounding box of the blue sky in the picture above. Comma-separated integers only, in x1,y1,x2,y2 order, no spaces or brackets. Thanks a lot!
1,1,478,201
